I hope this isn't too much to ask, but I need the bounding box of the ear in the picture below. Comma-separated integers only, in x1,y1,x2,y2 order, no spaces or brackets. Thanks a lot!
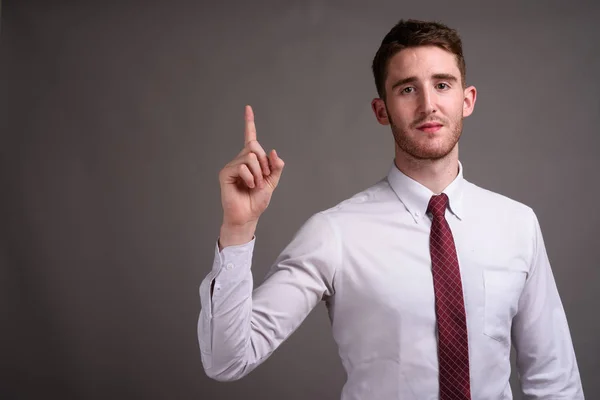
371,98,390,125
462,85,477,118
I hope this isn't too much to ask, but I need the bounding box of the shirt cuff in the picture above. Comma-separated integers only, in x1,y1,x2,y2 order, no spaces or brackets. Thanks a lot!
211,236,256,276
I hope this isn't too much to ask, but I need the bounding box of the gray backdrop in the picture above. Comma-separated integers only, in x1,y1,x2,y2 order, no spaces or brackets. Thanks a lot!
1,1,598,399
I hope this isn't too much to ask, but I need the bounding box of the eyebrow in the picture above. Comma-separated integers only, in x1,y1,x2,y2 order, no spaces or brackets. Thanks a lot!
390,73,459,90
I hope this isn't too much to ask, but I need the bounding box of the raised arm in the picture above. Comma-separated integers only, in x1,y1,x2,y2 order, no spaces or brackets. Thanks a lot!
198,106,339,381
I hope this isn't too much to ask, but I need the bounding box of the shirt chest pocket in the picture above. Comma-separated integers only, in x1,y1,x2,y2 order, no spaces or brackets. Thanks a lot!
482,269,527,343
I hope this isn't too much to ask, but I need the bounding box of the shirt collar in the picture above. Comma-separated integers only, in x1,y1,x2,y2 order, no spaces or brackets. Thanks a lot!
387,160,465,223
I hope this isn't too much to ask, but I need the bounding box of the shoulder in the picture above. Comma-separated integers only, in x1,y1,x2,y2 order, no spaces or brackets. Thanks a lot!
464,179,536,220
297,177,396,236
463,179,543,249
323,178,396,214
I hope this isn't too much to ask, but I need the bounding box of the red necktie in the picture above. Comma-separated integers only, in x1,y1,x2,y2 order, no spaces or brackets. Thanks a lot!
427,193,471,400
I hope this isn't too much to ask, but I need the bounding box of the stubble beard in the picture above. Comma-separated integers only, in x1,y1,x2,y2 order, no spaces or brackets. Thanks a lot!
389,113,463,161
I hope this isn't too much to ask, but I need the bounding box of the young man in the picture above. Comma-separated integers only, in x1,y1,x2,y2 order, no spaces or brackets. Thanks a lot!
198,19,584,399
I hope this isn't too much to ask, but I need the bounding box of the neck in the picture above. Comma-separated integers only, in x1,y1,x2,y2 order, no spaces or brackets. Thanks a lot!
394,146,459,194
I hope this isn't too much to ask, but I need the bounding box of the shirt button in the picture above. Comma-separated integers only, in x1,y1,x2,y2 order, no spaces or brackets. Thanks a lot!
415,212,420,217
226,263,234,270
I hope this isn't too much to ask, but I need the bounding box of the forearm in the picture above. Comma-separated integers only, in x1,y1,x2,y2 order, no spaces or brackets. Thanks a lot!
199,240,263,381
513,301,584,399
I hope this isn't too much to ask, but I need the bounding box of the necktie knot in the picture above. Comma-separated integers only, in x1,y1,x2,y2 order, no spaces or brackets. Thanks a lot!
427,193,449,219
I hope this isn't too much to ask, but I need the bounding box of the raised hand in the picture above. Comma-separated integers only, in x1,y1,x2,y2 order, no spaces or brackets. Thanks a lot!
218,105,285,248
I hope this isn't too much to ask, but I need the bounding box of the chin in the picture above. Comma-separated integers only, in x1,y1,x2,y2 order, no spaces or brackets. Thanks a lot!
393,126,460,161
405,141,457,160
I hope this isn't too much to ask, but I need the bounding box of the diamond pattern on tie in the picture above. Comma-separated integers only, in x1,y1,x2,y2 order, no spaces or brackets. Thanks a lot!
427,193,471,400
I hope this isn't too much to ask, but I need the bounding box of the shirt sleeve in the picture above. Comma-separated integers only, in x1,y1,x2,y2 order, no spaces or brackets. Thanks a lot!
197,211,341,381
511,211,584,399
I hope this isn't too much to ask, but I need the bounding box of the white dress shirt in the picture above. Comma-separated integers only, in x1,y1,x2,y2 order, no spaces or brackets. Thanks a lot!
198,161,584,400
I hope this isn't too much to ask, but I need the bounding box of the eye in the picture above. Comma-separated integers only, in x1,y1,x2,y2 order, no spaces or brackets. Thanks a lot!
401,87,415,94
436,83,450,90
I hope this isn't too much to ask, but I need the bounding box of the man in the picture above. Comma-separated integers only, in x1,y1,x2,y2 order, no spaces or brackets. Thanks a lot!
198,19,584,399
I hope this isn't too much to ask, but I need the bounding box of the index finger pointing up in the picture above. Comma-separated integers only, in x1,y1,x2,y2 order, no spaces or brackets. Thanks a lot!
244,105,257,145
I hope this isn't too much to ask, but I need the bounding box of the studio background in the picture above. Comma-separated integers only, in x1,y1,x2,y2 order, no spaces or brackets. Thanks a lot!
1,1,598,399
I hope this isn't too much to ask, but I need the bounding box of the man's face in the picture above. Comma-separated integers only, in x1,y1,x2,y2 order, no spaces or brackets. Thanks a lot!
372,45,476,161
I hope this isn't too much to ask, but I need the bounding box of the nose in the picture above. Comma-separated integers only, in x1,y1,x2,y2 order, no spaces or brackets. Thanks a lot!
418,87,436,115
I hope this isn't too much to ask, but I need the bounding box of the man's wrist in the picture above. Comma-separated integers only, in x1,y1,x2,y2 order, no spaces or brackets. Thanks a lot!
218,221,257,250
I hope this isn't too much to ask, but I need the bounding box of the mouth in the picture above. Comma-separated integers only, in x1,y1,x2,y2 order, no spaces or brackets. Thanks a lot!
416,122,443,133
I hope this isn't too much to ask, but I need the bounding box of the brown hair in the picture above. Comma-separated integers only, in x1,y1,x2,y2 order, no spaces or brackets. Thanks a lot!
372,19,466,99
